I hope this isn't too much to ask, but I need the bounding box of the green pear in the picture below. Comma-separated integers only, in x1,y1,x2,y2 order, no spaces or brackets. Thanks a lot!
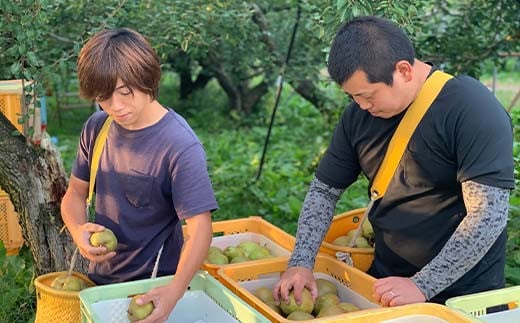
317,304,345,318
89,228,118,253
127,295,154,322
279,288,314,315
362,219,374,240
287,311,315,320
51,274,87,291
206,253,229,265
230,255,249,263
338,302,360,313
354,237,371,248
314,293,340,315
238,241,260,257
316,278,337,297
254,287,275,303
248,246,271,260
223,246,245,259
333,230,357,246
208,246,223,255
332,235,350,246
50,275,66,289
265,300,283,315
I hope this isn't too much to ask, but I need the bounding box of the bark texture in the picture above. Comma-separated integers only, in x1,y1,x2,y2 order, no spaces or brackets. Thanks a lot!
0,113,87,275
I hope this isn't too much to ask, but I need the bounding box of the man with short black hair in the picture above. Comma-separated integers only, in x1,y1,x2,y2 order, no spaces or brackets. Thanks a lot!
274,16,514,307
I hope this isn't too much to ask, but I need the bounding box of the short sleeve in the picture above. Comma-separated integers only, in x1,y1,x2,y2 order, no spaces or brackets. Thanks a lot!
71,112,108,182
452,77,514,189
170,143,218,219
316,109,361,189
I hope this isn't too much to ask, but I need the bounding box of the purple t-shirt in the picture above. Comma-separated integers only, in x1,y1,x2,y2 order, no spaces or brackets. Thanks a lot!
72,109,218,284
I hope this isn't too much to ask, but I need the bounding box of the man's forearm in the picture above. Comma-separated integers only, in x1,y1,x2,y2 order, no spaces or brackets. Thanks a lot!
288,177,345,269
174,212,212,289
411,181,510,300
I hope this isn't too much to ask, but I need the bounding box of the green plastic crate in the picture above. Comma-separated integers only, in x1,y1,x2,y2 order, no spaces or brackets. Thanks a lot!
79,271,270,323
446,286,520,323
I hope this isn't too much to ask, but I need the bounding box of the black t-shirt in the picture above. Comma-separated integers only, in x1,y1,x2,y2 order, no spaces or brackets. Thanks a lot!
317,72,514,285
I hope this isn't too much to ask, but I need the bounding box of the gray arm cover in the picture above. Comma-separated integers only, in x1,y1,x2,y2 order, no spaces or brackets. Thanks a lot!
411,181,510,300
288,177,345,269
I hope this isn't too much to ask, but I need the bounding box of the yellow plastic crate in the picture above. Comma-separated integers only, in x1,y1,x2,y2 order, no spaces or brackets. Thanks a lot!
183,216,295,279
217,254,379,322
34,271,96,323
79,271,270,323
446,285,520,322
319,208,375,272
0,93,23,132
342,303,476,322
0,79,41,143
0,189,24,255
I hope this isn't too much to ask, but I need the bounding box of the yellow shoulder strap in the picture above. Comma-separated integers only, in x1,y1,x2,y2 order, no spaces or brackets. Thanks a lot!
86,116,113,206
370,70,453,199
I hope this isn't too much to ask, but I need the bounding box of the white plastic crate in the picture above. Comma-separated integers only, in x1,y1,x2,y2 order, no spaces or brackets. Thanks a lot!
80,272,270,323
478,307,520,323
91,291,240,323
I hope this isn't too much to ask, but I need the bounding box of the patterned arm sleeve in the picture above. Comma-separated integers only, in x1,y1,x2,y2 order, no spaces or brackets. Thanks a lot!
411,181,510,300
288,177,345,269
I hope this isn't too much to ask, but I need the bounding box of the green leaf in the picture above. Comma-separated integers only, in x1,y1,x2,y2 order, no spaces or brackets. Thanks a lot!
10,62,22,76
18,43,27,55
514,251,520,266
26,51,40,67
336,0,348,10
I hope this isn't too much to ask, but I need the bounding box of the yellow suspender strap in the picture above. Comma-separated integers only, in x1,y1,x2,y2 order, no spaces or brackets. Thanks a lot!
86,116,113,207
370,70,453,199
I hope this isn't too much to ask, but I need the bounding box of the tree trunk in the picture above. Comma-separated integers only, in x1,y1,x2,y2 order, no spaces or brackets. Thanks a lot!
179,69,213,100
0,114,87,276
169,51,213,100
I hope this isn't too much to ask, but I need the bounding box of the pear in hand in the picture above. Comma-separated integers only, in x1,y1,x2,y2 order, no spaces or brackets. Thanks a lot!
89,228,118,253
127,294,154,322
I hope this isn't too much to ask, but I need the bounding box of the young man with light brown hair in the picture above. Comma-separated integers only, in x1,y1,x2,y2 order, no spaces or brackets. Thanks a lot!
61,28,217,322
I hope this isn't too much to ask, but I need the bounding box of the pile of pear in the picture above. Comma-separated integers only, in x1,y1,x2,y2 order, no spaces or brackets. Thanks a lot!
206,241,274,265
332,219,374,248
253,278,360,320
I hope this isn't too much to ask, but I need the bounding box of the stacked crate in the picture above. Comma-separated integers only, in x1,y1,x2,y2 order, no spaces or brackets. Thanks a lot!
0,189,23,255
0,79,35,255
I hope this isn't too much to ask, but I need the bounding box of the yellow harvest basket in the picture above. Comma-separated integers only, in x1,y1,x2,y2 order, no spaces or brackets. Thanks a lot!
320,208,375,272
217,254,379,323
34,271,95,323
343,303,476,322
183,216,296,279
